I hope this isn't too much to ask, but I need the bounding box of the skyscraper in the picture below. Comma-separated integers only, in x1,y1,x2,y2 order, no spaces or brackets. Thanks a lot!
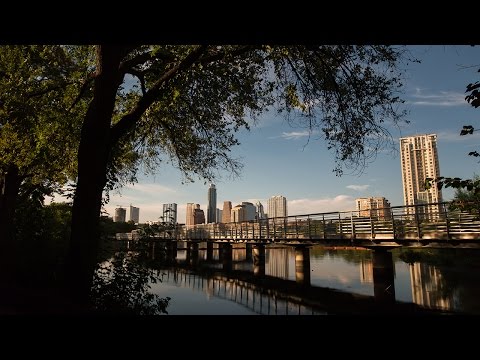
129,205,140,223
400,134,443,219
114,207,126,222
162,203,177,224
186,203,205,226
242,202,256,221
207,183,217,223
186,203,195,226
222,201,232,223
255,201,266,220
267,195,288,218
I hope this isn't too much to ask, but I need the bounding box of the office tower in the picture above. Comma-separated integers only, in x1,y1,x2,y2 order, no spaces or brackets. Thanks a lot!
400,134,443,220
231,204,246,222
162,203,177,224
194,206,205,224
216,208,223,223
129,205,140,223
186,203,195,226
255,201,266,220
114,207,126,222
267,195,288,218
207,183,217,223
222,201,232,223
241,202,256,221
186,203,205,225
356,197,392,219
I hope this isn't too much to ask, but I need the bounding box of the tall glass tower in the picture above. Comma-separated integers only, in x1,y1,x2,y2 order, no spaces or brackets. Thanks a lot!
207,183,217,223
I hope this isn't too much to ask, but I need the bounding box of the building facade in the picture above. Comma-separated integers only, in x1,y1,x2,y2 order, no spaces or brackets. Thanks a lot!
129,205,140,223
114,207,126,222
222,201,232,223
355,197,392,219
162,203,177,224
187,203,205,225
242,202,256,221
267,195,288,218
207,183,217,223
216,208,223,223
400,134,443,220
255,200,266,220
231,204,246,223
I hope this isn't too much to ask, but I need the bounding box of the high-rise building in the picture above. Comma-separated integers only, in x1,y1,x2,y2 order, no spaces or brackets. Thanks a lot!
400,134,443,220
222,201,232,223
255,201,266,220
231,204,246,223
267,195,288,218
356,197,391,219
186,203,205,225
162,203,177,224
207,184,217,223
129,205,140,223
114,207,126,222
242,202,256,221
216,208,223,223
186,203,196,226
194,206,205,225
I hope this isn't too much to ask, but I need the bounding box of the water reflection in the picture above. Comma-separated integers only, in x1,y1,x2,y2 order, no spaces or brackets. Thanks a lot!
98,240,480,315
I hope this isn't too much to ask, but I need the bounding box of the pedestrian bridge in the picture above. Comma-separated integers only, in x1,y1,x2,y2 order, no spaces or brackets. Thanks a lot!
118,202,480,247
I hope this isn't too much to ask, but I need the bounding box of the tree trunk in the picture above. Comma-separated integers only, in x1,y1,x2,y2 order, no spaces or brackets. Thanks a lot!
67,45,126,307
0,164,22,283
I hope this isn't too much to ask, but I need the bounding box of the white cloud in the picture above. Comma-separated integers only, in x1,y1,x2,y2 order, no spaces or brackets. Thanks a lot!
281,131,311,140
408,89,466,107
125,183,177,194
288,195,355,216
346,184,370,191
436,130,480,142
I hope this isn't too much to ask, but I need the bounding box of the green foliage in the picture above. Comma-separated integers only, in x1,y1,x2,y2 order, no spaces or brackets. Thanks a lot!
13,199,72,284
100,44,409,194
0,45,92,199
91,250,170,315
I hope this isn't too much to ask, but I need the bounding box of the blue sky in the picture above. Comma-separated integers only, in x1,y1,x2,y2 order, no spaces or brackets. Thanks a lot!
99,45,480,223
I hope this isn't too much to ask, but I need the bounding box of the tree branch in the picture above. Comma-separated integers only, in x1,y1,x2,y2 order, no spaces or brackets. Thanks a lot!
111,45,208,145
199,45,255,65
118,49,176,74
68,73,96,112
126,69,147,96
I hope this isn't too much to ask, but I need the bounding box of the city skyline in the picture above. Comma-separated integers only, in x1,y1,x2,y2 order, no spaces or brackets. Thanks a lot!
53,45,480,223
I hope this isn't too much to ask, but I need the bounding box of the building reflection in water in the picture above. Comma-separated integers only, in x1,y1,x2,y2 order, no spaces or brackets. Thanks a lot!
119,240,480,314
409,263,453,311
360,259,373,284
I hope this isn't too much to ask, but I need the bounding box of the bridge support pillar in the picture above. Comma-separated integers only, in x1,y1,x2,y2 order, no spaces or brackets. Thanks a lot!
206,241,214,261
189,242,199,266
372,250,396,305
222,243,233,272
253,244,266,276
245,243,253,262
295,245,311,287
166,241,177,263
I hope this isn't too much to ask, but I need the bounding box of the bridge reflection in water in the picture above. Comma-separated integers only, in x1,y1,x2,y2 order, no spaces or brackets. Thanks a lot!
132,240,454,314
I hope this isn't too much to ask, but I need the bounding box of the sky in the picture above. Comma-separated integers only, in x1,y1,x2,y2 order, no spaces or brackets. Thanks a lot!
64,45,480,223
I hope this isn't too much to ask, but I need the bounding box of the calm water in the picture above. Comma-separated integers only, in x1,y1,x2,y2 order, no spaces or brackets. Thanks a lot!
98,241,480,315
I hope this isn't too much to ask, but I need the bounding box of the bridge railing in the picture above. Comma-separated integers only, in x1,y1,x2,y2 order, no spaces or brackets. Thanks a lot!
157,202,480,242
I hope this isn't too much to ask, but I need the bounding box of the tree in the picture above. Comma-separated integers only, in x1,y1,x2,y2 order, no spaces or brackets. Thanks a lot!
0,46,91,279
68,45,409,303
450,174,480,214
